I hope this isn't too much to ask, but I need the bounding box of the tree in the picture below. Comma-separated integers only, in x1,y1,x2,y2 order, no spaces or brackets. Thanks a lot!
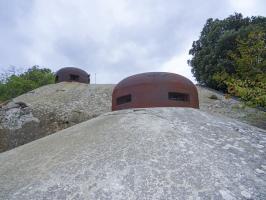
188,13,266,92
214,30,266,107
0,66,55,102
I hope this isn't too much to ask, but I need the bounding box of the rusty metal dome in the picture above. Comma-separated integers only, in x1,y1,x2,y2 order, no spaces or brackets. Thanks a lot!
55,67,90,84
112,72,199,111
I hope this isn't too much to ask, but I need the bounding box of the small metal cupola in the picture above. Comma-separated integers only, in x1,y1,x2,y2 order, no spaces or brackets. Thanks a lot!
55,67,90,84
112,72,199,111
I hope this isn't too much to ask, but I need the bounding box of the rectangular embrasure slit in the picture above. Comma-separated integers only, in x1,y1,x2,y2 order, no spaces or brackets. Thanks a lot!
117,94,132,105
70,74,79,81
168,92,189,102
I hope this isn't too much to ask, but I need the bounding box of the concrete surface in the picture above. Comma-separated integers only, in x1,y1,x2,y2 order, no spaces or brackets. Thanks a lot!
0,108,265,199
0,82,114,152
197,86,266,129
1,83,265,153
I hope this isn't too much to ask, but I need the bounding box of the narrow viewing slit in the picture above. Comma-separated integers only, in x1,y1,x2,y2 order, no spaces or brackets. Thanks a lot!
117,94,132,105
70,74,79,81
168,92,189,102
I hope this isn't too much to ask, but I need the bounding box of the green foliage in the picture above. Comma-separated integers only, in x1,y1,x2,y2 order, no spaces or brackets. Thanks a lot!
189,13,266,107
214,30,266,107
0,66,55,101
228,31,266,78
188,13,266,91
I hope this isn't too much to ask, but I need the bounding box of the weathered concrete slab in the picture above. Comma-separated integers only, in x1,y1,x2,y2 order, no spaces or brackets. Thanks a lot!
0,82,114,152
0,108,265,199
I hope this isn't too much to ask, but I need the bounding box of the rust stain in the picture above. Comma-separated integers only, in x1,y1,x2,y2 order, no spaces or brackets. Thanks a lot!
112,72,199,111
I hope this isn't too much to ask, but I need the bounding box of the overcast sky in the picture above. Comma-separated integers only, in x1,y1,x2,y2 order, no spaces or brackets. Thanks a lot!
0,0,265,83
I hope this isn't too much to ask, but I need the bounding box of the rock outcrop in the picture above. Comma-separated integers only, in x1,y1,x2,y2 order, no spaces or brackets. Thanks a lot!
0,108,265,199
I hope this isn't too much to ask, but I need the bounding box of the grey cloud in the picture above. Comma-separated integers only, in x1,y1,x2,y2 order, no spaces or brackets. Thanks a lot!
54,36,101,67
0,0,265,83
